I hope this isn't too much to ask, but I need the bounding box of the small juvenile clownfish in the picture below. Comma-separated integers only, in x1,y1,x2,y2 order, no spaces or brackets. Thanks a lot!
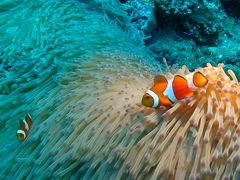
16,112,32,141
142,71,208,108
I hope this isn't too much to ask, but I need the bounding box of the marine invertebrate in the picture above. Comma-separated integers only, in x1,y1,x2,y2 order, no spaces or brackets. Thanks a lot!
0,0,160,178
124,63,240,179
2,52,239,180
0,49,160,178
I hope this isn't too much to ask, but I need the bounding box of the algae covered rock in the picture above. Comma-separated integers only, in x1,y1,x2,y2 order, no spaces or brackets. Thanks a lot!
221,0,240,18
154,0,224,45
122,0,157,39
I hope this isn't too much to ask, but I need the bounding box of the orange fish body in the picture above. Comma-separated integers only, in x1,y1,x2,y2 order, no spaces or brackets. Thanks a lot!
16,113,32,141
142,72,208,108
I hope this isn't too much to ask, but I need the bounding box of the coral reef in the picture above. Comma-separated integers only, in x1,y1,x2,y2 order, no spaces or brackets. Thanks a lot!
122,0,156,39
154,0,224,45
122,0,240,79
221,0,240,18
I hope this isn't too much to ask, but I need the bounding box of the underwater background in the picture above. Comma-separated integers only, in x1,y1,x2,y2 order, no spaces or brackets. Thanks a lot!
0,0,239,179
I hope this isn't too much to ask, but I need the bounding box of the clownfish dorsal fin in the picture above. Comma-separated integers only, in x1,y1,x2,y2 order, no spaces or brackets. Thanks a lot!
172,75,193,100
153,75,168,92
154,75,167,84
193,72,208,88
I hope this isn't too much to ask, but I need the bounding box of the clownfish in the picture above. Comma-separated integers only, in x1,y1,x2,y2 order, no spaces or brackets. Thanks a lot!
142,71,208,108
16,112,32,141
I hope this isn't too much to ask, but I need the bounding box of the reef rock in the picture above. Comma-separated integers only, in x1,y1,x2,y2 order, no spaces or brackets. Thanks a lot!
154,0,224,45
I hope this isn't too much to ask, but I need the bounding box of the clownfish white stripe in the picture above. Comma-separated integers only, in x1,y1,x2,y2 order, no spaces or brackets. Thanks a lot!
185,73,196,89
188,78,196,89
146,90,159,108
27,113,32,119
163,79,177,103
23,119,29,131
17,130,26,139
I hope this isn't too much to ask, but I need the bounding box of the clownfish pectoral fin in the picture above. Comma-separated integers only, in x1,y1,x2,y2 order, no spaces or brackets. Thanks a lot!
159,95,173,106
153,75,168,92
173,75,193,100
193,72,208,88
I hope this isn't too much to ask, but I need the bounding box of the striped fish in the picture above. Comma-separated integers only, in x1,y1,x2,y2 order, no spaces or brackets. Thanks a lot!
16,112,32,141
142,71,208,108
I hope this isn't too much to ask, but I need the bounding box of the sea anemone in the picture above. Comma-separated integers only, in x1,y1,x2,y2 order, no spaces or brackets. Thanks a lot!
0,0,161,178
122,63,240,179
1,53,239,179
0,0,157,179
0,49,161,178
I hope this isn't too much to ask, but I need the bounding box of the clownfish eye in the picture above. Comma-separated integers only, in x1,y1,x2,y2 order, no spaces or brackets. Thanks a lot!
142,94,154,107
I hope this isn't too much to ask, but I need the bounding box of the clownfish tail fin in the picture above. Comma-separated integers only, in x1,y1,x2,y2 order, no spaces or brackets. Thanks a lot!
193,72,208,88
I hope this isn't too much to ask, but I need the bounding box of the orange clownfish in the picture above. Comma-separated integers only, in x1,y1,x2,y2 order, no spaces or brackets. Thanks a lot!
16,112,32,141
142,71,208,108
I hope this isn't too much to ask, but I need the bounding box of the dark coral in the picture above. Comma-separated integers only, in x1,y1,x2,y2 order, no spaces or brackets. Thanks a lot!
154,0,224,45
221,0,240,18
